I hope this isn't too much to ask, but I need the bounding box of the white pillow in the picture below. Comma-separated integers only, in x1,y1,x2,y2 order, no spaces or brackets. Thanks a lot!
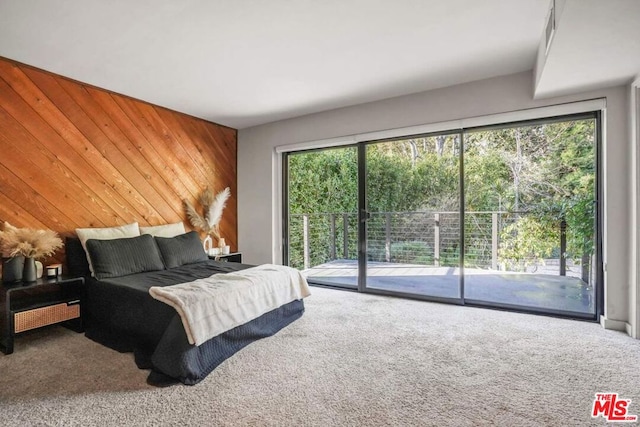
76,222,140,275
139,222,186,238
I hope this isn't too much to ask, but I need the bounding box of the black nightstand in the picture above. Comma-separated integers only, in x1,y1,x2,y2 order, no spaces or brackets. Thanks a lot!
0,276,84,355
209,252,242,263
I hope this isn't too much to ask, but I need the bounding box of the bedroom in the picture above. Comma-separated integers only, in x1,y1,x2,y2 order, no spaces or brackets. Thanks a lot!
1,0,640,425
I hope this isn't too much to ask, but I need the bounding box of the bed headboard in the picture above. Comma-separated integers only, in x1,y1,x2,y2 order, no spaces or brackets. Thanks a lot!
65,237,91,277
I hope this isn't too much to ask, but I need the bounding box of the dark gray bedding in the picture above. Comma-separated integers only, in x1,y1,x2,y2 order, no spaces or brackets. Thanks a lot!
83,260,305,385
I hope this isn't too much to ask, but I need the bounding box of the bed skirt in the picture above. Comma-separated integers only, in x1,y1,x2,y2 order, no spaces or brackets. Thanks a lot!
85,299,305,386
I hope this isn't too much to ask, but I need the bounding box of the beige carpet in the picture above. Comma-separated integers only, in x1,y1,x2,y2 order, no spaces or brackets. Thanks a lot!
1,287,639,426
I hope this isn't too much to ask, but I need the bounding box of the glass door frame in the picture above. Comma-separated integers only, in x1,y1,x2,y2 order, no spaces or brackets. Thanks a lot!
283,111,603,321
357,131,465,306
282,144,360,290
457,111,602,320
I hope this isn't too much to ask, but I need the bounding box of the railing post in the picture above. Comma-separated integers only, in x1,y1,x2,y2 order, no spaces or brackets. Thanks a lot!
330,214,336,260
434,213,440,267
385,213,391,262
303,214,310,270
492,212,498,270
560,218,567,276
343,213,349,259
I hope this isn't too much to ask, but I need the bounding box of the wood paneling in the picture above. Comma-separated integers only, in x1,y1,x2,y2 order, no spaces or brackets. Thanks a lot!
0,57,237,264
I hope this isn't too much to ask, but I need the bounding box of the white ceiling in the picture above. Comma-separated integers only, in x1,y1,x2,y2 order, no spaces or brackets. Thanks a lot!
2,1,637,130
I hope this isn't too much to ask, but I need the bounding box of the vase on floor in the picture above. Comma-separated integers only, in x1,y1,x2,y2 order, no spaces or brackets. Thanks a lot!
23,257,37,282
2,256,25,282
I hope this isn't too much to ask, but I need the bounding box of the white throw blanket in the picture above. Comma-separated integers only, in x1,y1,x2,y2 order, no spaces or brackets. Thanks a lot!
149,264,311,346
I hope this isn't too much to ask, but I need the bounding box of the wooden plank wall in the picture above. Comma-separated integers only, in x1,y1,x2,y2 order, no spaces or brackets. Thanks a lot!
0,57,237,264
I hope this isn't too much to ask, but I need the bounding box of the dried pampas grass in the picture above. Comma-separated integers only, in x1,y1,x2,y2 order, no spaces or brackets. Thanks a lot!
184,187,231,239
206,187,230,230
198,188,215,209
184,200,209,232
0,222,63,259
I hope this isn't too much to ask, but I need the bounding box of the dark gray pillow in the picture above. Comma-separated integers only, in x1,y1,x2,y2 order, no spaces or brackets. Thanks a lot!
155,231,208,269
86,234,165,279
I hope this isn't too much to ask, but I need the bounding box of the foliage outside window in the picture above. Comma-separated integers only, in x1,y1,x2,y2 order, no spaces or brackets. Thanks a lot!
287,118,595,282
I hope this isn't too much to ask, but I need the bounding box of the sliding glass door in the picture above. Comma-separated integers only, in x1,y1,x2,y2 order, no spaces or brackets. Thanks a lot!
284,113,600,319
284,146,358,289
362,134,462,301
463,116,598,316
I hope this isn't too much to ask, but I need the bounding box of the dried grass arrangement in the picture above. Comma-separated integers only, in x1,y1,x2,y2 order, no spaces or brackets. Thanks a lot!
0,222,63,259
184,187,230,240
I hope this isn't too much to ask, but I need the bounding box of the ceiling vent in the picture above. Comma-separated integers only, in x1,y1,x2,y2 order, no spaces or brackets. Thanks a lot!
545,0,556,55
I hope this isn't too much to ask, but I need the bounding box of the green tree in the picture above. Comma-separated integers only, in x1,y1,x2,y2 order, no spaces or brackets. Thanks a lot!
286,119,596,279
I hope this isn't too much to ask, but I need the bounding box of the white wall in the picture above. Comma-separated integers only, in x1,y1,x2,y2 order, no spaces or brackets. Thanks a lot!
238,70,632,332
630,77,640,338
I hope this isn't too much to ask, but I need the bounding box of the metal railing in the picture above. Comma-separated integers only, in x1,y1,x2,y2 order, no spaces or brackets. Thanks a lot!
288,211,586,279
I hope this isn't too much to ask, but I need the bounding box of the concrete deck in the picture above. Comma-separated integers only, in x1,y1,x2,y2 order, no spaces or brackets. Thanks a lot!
302,259,594,315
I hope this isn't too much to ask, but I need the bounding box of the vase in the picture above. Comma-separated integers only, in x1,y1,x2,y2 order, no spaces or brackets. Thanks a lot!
2,256,25,282
23,257,37,282
203,235,213,254
35,261,44,279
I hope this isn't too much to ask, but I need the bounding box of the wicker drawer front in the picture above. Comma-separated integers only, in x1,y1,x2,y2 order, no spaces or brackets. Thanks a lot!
14,302,80,333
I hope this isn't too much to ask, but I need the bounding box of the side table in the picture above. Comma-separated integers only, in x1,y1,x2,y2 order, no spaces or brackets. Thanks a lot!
0,276,84,355
209,252,242,263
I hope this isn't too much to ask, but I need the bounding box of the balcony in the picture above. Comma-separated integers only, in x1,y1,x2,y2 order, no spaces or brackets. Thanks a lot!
289,211,595,316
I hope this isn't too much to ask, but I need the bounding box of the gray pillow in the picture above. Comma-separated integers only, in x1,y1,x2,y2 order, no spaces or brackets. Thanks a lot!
86,234,165,279
155,231,208,269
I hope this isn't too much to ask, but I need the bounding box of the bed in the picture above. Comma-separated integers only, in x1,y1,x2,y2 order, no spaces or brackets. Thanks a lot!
65,233,308,386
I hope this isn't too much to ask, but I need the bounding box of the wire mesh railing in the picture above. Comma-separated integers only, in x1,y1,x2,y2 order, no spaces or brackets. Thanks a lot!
288,211,590,280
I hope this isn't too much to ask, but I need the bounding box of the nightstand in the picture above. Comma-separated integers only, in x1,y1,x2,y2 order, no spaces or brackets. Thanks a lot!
0,276,84,355
209,252,242,263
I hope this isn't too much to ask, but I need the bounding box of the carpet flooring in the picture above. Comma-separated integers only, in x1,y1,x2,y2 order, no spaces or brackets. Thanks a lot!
1,287,639,426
